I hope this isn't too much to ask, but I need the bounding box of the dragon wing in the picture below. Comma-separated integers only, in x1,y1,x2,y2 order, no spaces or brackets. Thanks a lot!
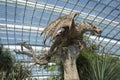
41,12,80,44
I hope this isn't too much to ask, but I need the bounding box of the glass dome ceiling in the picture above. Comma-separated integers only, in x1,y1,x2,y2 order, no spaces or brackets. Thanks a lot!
0,0,120,78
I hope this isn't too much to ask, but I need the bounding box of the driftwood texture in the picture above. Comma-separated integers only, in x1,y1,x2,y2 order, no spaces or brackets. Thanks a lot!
61,45,80,80
14,42,49,65
14,13,102,80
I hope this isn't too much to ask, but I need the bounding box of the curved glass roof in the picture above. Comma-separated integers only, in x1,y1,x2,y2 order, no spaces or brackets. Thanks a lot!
0,0,120,78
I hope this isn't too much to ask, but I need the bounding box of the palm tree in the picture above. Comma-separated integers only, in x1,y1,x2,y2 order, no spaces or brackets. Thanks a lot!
90,52,120,80
44,44,120,80
0,44,31,80
13,63,31,80
0,44,15,80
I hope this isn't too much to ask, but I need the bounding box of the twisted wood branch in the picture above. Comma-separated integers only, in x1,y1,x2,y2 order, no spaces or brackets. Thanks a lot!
14,42,49,65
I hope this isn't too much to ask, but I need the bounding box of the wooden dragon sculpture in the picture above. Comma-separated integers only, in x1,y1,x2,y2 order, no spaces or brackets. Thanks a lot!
41,12,102,60
14,12,102,80
14,12,102,65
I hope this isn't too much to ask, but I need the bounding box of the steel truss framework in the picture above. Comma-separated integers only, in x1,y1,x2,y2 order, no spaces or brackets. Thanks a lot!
0,0,120,79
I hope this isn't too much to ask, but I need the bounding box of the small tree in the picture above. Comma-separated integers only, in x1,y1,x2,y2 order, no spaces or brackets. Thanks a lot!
0,44,15,80
43,45,120,80
0,45,31,80
13,63,31,80
89,53,120,80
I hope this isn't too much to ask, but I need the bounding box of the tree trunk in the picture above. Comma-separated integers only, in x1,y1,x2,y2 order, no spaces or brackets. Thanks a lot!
61,45,80,80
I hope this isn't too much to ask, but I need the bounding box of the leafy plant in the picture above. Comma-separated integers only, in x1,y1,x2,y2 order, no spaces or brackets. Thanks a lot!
77,46,120,80
13,63,31,80
77,49,95,80
90,54,120,80
0,44,31,80
42,61,64,80
43,44,120,80
0,44,15,80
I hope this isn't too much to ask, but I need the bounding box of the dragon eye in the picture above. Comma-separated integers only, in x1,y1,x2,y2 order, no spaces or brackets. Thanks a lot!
93,26,96,29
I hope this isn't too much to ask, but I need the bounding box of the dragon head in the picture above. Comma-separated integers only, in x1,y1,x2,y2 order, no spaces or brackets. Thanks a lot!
86,22,102,37
91,26,102,37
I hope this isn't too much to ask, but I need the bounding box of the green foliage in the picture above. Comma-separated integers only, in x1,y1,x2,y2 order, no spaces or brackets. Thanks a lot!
0,44,15,80
40,60,64,80
77,48,96,80
13,63,31,80
0,45,15,70
90,55,120,80
77,47,120,80
4,63,32,80
0,45,31,80
44,44,120,80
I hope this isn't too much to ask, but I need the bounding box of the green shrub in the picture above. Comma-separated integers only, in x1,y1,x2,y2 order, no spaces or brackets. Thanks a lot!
45,45,120,80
